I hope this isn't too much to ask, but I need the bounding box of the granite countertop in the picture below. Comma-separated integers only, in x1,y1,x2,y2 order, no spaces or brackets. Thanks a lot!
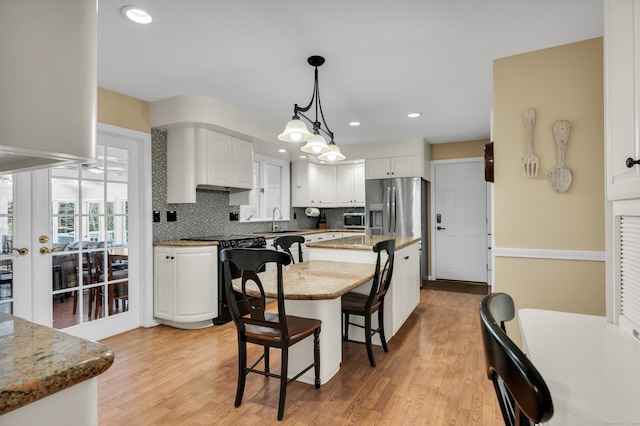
0,313,114,415
154,229,364,247
232,260,376,300
306,235,420,251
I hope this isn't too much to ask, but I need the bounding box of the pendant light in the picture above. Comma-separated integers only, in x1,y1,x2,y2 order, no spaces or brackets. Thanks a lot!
278,56,345,161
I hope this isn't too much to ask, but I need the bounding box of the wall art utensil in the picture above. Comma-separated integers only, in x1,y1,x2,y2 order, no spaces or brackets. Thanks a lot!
549,120,572,193
522,108,539,178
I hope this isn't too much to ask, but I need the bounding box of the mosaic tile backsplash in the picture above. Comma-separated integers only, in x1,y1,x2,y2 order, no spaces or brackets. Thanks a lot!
152,129,364,241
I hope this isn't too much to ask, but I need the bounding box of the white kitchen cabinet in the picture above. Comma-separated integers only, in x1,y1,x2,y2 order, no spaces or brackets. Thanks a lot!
316,165,337,207
292,162,319,207
365,155,422,179
0,0,97,173
390,242,421,334
605,0,640,200
154,245,218,327
198,130,253,189
337,163,365,206
167,127,253,203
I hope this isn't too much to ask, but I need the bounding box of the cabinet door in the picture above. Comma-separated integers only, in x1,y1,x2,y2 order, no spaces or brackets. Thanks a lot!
391,155,421,178
207,131,233,187
174,247,218,321
291,162,319,207
317,165,337,206
352,163,366,205
232,138,253,189
366,158,392,179
337,164,354,206
605,0,640,200
153,247,174,320
166,127,197,203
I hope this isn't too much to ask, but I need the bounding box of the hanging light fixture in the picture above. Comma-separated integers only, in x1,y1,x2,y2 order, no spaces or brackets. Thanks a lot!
278,56,345,161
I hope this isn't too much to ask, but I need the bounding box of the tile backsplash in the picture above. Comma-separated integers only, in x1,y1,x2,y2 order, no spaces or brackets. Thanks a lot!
152,129,363,241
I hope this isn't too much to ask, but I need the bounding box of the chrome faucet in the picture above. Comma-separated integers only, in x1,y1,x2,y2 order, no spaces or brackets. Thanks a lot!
272,207,282,232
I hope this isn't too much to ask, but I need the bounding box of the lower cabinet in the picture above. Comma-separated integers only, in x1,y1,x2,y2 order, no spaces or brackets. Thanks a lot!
154,245,218,327
390,242,420,334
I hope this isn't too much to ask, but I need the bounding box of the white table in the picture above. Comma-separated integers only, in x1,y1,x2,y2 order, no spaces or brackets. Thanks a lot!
519,309,640,425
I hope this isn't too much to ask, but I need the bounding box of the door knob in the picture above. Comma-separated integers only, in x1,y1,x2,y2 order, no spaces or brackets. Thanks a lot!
40,247,53,254
12,247,29,255
437,226,446,230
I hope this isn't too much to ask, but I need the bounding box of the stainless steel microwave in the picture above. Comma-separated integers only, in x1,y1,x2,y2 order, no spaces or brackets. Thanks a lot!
343,212,365,228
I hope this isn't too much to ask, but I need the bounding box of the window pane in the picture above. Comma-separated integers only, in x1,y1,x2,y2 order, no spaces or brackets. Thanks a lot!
266,163,281,217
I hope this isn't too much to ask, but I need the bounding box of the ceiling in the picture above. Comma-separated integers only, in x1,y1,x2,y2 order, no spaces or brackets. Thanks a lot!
98,0,603,149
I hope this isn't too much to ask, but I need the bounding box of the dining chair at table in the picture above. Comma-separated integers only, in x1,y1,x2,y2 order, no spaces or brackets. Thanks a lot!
220,247,322,421
479,292,554,426
273,235,305,264
341,238,395,367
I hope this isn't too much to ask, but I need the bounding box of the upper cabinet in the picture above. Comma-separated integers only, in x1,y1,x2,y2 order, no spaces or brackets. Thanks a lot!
605,0,640,200
195,129,253,189
365,155,423,180
293,161,364,208
167,127,253,204
337,163,365,207
0,0,97,173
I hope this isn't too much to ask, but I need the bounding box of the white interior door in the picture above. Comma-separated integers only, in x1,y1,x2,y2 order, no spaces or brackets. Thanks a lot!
433,160,487,282
1,124,151,341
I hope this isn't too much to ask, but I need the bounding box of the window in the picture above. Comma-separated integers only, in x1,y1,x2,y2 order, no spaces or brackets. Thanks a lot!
240,155,290,222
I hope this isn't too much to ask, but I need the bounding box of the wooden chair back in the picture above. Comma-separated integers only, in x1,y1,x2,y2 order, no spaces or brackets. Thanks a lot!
367,239,395,310
220,248,292,344
273,235,305,264
479,293,553,425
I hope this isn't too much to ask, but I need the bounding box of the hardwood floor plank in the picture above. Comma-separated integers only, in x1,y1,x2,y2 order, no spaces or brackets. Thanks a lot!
98,289,503,425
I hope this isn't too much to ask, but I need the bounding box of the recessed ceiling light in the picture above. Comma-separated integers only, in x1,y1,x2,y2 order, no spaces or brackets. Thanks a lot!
408,112,422,118
349,121,361,126
278,149,286,153
300,155,307,159
120,6,153,24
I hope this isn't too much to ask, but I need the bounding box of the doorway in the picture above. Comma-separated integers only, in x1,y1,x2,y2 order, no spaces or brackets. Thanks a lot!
431,159,488,283
0,123,152,341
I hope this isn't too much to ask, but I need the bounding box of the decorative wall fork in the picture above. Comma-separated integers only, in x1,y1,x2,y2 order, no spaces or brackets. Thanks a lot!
522,108,539,178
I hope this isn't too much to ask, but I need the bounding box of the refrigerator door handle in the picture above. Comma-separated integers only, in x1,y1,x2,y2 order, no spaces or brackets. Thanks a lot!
386,186,392,234
391,186,397,234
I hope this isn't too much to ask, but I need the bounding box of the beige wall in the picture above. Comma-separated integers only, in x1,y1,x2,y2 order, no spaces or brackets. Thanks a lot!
430,138,488,161
493,38,605,344
98,87,150,133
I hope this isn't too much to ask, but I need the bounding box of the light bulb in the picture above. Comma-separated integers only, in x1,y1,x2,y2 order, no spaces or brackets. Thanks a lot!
290,132,302,141
312,145,322,153
327,153,337,161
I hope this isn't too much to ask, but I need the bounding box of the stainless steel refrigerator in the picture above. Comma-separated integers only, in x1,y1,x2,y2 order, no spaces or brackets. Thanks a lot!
365,177,428,281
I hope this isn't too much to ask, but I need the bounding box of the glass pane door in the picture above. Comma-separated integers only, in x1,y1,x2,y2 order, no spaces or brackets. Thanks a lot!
0,176,13,314
50,145,129,329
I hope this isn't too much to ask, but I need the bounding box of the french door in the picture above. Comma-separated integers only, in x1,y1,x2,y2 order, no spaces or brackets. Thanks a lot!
0,124,151,340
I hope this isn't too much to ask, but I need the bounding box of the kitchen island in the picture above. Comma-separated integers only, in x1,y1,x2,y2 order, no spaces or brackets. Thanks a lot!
307,235,421,343
0,313,114,425
232,260,377,385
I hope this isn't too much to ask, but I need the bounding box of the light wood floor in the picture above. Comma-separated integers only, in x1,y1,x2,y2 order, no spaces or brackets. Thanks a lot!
98,289,503,425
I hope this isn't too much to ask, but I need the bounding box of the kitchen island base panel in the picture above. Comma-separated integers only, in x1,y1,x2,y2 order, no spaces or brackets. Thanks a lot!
0,379,96,426
285,298,342,385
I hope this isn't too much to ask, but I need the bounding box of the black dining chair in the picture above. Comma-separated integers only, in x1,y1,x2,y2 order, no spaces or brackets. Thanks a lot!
220,247,321,421
273,235,305,263
479,293,554,426
341,238,395,367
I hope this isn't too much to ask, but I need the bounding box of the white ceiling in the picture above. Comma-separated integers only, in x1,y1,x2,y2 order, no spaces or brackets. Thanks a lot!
98,0,603,148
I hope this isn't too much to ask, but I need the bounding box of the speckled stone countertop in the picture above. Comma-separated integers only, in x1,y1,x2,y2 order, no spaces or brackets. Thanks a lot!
153,229,364,247
233,260,375,300
306,235,420,251
0,313,114,415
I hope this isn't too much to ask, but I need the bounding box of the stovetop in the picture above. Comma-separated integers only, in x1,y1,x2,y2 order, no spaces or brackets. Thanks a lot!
181,235,266,248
